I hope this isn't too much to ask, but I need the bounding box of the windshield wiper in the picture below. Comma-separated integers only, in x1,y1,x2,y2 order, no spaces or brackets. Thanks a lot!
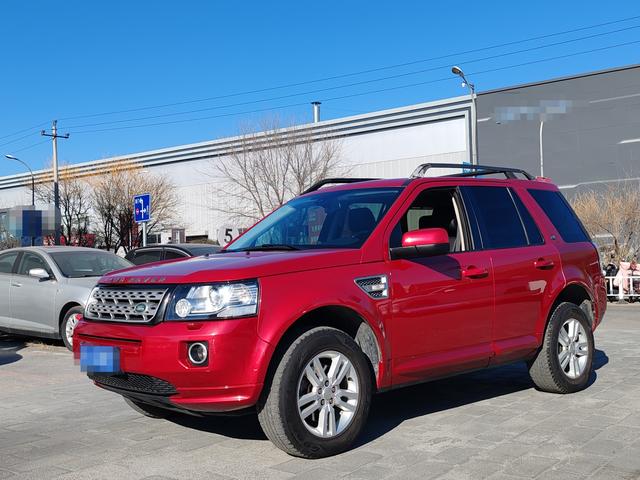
227,244,300,252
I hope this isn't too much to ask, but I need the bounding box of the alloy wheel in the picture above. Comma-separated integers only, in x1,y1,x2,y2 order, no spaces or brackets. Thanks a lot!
296,350,359,438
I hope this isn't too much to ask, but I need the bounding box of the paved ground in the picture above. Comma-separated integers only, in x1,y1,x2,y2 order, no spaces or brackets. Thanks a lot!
1,305,640,480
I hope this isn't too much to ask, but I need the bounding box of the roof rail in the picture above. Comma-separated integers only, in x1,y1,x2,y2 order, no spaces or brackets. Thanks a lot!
410,163,535,180
302,177,378,194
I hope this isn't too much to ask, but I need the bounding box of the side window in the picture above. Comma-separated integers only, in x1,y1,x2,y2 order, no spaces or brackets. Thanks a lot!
463,186,528,249
164,250,188,260
389,188,466,252
528,189,590,243
17,253,51,276
131,250,163,265
511,190,544,245
0,252,19,274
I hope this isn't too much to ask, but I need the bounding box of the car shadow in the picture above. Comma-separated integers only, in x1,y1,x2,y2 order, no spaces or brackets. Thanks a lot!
165,350,609,445
0,334,26,366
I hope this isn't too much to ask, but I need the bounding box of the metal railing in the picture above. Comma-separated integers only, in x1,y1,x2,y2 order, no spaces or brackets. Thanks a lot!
605,276,640,300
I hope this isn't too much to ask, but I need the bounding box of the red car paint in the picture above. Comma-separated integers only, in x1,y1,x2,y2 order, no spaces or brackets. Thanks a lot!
74,175,606,413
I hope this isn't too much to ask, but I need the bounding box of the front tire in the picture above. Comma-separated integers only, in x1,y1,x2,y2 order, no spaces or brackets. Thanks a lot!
258,327,372,458
529,302,594,393
60,306,84,351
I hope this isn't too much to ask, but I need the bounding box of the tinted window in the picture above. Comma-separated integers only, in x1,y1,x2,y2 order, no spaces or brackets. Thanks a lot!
49,251,131,277
464,186,527,249
131,250,163,265
528,189,590,243
17,252,51,276
186,246,220,256
164,250,188,260
0,251,18,274
511,190,544,245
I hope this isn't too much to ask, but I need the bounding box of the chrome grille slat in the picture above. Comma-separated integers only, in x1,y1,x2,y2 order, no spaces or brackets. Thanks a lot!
85,286,168,323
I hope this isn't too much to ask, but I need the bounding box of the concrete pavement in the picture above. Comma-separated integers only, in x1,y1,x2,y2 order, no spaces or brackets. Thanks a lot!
1,305,640,479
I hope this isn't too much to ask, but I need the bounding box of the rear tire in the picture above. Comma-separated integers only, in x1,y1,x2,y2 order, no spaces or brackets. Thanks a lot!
529,302,594,393
124,397,171,419
257,327,372,458
60,306,83,351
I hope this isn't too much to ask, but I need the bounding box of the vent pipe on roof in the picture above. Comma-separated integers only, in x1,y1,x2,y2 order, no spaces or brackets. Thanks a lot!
311,101,321,123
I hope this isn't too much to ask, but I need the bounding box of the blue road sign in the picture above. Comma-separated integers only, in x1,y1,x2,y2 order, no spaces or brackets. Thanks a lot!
134,193,151,223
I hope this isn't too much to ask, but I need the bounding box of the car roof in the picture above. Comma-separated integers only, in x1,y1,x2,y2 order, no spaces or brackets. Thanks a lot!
129,243,220,252
302,175,554,196
2,246,112,254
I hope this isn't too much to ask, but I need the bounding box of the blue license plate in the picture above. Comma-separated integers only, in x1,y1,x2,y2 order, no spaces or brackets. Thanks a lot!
80,345,121,374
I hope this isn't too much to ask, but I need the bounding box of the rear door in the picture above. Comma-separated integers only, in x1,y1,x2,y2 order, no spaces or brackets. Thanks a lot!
0,251,20,329
129,248,163,265
10,252,58,335
163,248,189,261
461,185,562,364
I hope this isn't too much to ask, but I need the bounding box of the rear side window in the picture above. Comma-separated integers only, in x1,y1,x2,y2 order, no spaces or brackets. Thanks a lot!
528,189,590,243
164,250,188,260
130,249,163,265
0,251,18,274
511,190,544,245
463,186,528,249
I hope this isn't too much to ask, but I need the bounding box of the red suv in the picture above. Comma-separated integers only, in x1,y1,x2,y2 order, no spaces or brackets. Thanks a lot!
74,163,606,458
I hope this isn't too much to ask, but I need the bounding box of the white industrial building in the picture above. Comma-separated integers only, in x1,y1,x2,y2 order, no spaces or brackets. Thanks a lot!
0,95,474,243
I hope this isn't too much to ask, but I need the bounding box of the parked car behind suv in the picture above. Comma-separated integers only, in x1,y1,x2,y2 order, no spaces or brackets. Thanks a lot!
125,243,220,266
74,163,606,458
0,246,131,350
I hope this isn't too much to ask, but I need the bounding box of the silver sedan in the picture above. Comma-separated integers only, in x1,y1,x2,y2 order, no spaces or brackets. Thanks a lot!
0,246,132,350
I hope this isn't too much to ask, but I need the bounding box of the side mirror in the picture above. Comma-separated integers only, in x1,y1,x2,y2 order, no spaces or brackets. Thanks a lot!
28,268,51,281
390,228,449,260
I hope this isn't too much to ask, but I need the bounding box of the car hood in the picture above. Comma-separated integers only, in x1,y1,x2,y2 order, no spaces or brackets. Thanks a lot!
98,249,362,285
65,276,102,289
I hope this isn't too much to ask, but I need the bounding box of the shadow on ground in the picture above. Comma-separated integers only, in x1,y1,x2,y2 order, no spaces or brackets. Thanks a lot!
167,349,609,445
0,334,26,366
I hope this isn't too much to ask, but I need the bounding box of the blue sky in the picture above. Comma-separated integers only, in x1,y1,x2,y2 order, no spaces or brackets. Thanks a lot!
0,1,639,175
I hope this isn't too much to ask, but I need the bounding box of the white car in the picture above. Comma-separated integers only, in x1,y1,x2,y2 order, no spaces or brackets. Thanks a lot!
0,246,131,350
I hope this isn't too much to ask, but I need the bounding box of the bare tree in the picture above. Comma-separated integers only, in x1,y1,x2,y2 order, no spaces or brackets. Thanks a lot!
210,119,343,223
571,182,640,263
35,164,92,246
90,161,179,253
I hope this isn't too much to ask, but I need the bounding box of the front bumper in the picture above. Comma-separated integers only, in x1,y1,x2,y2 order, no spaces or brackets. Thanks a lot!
73,316,273,413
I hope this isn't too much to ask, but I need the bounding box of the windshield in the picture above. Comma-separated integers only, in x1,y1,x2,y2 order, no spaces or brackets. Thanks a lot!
227,187,402,252
49,251,132,278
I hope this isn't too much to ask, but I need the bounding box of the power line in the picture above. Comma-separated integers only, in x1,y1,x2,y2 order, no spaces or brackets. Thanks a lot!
0,132,39,149
56,14,640,122
10,139,50,154
68,38,640,135
62,24,640,130
0,121,49,142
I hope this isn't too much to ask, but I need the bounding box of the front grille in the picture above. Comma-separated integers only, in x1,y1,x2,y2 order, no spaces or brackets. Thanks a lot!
89,372,177,396
85,286,168,323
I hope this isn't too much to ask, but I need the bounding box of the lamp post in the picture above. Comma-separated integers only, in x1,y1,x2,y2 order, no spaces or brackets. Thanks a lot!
5,154,35,206
451,66,478,164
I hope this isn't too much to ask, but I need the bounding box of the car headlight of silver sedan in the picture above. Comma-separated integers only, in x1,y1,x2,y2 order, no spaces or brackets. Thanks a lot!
166,280,259,320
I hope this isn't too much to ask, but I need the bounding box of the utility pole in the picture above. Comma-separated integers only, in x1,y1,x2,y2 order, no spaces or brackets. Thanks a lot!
41,120,69,245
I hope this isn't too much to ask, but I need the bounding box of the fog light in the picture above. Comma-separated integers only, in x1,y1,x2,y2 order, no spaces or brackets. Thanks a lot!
187,342,208,366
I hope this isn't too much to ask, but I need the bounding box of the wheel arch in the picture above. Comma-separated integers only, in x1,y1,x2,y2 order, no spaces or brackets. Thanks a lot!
261,305,385,398
59,301,82,327
548,282,594,327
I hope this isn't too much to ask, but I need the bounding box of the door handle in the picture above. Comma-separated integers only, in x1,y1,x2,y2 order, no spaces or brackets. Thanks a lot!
461,266,489,279
534,258,555,270
11,282,22,287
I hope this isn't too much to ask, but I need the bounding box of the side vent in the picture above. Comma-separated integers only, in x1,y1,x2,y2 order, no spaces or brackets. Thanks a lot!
355,275,389,299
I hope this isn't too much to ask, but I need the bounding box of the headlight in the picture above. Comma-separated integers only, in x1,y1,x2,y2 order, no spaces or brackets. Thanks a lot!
166,280,259,320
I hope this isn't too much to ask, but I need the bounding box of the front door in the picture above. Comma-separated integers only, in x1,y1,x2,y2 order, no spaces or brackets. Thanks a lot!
387,185,494,386
10,252,58,335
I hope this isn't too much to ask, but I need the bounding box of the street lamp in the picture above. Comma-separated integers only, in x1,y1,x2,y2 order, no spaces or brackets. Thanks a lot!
5,154,35,206
451,66,478,164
